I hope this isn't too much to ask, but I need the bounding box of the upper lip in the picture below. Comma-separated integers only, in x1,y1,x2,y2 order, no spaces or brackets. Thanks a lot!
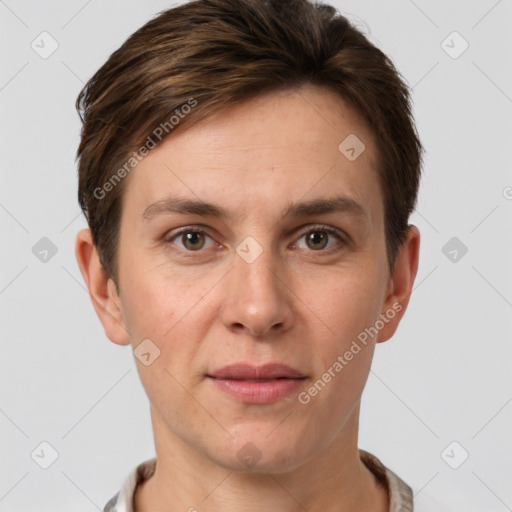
208,363,305,380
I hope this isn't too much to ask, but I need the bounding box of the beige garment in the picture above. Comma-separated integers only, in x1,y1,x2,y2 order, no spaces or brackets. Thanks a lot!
103,449,414,512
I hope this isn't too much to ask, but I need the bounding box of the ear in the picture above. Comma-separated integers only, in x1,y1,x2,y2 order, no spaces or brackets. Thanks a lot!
376,225,420,343
75,228,131,346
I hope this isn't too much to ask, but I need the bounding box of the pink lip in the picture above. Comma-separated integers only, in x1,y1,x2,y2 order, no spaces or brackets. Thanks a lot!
208,363,305,380
207,363,306,404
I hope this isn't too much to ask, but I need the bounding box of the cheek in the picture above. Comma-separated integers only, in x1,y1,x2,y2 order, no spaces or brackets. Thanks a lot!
118,250,201,339
302,269,385,346
119,262,219,381
297,278,379,426
295,266,385,411
120,271,207,414
120,280,177,343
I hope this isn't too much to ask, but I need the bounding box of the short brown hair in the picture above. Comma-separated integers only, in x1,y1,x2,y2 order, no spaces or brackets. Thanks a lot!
76,0,423,288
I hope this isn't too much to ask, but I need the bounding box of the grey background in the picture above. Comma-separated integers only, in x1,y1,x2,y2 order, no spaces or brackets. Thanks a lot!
1,1,511,510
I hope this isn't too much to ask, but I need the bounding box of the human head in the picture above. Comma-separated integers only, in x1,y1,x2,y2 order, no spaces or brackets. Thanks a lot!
74,0,422,481
75,0,423,291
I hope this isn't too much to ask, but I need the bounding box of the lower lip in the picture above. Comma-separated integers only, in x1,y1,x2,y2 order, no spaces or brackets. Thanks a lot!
208,377,305,404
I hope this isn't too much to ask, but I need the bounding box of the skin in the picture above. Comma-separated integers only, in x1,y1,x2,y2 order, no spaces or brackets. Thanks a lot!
76,83,420,512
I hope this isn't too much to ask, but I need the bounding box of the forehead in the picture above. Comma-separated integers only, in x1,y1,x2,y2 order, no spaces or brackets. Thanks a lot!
121,84,383,225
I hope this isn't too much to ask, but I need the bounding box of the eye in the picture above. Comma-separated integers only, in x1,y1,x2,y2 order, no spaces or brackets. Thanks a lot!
164,225,347,255
165,228,216,251
294,226,345,252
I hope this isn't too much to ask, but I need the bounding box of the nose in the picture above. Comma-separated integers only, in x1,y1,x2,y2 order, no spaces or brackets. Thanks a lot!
220,243,294,338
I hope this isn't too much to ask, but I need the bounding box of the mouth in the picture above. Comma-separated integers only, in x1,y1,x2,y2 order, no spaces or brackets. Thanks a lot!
206,363,307,404
207,362,306,380
207,376,306,381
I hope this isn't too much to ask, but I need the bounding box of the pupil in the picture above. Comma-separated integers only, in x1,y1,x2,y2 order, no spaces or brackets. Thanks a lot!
184,232,204,250
308,232,327,250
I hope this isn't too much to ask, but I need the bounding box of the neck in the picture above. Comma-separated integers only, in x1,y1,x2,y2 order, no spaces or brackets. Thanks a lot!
134,404,389,512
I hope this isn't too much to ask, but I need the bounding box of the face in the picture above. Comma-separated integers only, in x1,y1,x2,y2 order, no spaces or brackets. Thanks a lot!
78,83,419,473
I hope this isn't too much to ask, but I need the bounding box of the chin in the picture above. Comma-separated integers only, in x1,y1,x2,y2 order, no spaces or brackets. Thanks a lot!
211,432,309,474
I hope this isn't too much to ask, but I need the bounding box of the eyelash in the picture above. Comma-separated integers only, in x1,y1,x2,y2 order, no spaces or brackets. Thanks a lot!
164,224,348,255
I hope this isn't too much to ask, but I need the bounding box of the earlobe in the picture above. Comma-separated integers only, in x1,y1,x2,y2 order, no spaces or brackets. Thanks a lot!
74,228,131,346
376,225,420,344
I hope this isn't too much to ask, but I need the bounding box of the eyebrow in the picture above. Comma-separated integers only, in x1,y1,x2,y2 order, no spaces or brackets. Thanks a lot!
141,194,368,222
